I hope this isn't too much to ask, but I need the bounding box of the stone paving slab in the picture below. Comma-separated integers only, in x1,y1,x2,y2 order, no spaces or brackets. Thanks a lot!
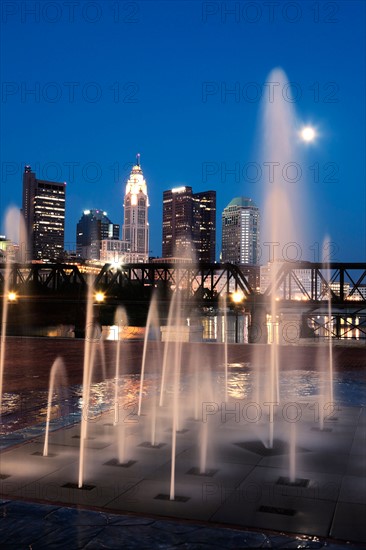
0,499,361,549
1,405,365,547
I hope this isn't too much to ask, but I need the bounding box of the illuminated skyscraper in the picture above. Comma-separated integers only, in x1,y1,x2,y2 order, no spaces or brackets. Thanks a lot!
221,197,259,265
122,154,150,262
21,165,66,261
162,186,194,260
162,186,216,262
76,209,120,260
193,190,216,262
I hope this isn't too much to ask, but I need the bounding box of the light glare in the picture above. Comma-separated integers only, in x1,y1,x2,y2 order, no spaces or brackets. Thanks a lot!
301,127,316,142
95,292,105,303
8,291,17,302
232,291,244,304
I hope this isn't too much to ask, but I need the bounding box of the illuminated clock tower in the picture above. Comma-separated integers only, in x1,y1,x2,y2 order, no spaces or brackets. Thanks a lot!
122,154,150,262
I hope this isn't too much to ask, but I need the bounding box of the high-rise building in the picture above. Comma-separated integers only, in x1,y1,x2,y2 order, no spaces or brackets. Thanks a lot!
122,154,149,262
76,209,120,260
193,191,216,263
21,165,66,261
221,197,259,265
162,186,194,260
162,186,216,262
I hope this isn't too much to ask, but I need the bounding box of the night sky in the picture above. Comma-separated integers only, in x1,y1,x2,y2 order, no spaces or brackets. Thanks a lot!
0,0,365,261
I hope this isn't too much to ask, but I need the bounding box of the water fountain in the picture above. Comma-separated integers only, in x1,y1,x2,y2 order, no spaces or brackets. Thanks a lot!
261,68,303,453
314,239,337,433
0,208,21,414
43,358,66,457
0,70,365,544
78,279,98,489
138,295,159,417
0,257,10,414
113,306,127,424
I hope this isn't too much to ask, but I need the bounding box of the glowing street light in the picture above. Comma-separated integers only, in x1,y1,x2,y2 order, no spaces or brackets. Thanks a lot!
95,291,105,303
232,291,244,304
8,291,17,302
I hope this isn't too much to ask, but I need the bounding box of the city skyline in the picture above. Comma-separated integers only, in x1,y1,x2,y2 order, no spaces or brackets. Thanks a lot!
0,1,365,262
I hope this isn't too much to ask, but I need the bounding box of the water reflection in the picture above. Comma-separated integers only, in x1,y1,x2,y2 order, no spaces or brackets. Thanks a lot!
1,366,364,438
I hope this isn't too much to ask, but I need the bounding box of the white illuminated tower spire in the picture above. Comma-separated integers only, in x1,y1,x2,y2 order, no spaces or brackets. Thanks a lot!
122,154,150,262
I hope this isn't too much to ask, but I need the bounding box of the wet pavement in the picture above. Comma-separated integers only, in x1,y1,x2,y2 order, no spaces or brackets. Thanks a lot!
1,339,365,548
1,403,365,549
0,498,357,549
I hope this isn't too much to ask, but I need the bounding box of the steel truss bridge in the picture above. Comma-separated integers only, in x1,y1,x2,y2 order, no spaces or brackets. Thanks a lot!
1,261,366,338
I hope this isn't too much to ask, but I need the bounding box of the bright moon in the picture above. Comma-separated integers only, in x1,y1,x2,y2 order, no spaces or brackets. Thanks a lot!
301,127,316,142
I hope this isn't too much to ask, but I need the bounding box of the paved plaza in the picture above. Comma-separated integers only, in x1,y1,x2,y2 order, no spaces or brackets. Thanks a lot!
0,396,365,548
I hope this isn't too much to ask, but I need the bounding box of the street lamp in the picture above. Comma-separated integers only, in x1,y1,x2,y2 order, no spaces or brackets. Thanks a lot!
8,291,17,303
231,291,245,343
95,291,105,303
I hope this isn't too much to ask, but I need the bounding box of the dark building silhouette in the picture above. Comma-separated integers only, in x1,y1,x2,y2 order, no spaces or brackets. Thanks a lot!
162,186,216,262
21,165,66,261
76,209,120,260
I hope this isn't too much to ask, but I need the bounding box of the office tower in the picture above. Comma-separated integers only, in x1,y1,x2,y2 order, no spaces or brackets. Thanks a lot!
76,209,120,260
21,165,66,261
122,154,150,262
193,190,216,262
162,186,194,259
162,186,216,262
221,197,259,264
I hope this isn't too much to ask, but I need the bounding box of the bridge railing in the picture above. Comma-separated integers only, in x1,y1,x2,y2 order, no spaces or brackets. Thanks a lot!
0,261,365,305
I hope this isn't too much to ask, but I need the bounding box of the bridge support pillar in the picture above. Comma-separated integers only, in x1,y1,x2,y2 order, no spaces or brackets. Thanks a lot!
248,304,268,344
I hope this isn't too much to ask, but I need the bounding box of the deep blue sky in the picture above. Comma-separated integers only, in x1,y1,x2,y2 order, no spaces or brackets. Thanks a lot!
0,0,365,261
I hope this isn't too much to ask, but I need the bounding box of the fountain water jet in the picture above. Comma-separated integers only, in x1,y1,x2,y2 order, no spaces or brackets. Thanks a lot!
327,294,334,405
168,290,184,500
149,392,158,447
289,421,296,483
159,298,177,408
169,333,182,500
113,307,127,424
78,279,98,488
259,68,306,450
223,304,229,402
0,258,10,415
0,207,23,414
316,238,336,430
198,369,215,475
43,357,66,457
138,294,159,416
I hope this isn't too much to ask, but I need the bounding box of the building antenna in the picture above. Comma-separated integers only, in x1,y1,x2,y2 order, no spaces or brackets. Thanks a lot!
136,153,140,166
